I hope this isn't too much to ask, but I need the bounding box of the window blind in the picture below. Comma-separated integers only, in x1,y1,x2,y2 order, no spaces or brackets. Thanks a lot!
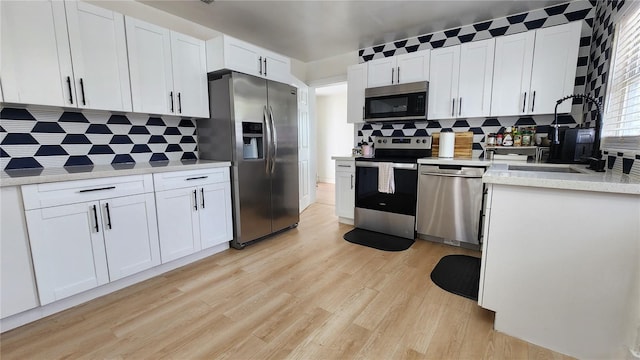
602,2,640,151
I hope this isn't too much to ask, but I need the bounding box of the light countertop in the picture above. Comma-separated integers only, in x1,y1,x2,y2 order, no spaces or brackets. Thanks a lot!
0,160,231,187
331,155,358,161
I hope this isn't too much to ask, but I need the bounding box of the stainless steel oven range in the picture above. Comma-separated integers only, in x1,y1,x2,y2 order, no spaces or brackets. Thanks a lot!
355,135,432,239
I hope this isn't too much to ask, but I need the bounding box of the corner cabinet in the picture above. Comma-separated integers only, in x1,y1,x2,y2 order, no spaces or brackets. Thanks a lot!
347,63,368,123
125,17,209,118
206,34,291,84
1,0,132,111
335,160,355,224
22,175,160,305
153,168,233,263
367,50,430,88
491,21,581,116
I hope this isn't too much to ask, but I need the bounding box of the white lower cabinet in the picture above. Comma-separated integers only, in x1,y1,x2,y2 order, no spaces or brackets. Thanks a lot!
335,160,355,223
22,174,160,305
154,168,232,263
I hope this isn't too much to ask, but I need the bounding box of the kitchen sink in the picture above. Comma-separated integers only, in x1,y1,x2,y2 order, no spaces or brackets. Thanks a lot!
508,165,585,173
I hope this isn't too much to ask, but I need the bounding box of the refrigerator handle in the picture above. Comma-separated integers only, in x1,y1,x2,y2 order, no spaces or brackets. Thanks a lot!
269,106,278,174
263,106,271,175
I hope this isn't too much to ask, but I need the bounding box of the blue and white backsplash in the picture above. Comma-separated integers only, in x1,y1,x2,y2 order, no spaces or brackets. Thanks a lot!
0,107,197,171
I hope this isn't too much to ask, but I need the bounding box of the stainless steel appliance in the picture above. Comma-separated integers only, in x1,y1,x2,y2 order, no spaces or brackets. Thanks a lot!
355,136,432,239
197,71,299,249
416,165,485,250
364,81,428,122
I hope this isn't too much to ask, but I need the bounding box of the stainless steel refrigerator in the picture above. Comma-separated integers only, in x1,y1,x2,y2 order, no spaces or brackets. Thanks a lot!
197,71,299,249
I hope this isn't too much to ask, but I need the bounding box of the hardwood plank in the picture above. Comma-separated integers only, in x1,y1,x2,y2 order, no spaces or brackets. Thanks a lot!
0,201,574,360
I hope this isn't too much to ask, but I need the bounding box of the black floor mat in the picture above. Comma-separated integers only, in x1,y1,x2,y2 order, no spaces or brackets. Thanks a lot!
343,228,414,251
430,254,481,301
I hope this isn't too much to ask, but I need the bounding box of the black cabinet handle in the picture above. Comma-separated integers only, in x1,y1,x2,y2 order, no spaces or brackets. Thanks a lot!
193,189,198,211
258,56,263,75
391,68,395,84
79,78,86,105
201,188,205,209
92,204,99,232
523,92,527,113
105,202,112,229
177,92,182,113
263,58,267,76
79,186,116,193
531,91,536,112
452,98,455,116
186,176,208,181
397,67,400,83
170,91,174,112
459,97,462,116
350,174,354,189
67,76,74,104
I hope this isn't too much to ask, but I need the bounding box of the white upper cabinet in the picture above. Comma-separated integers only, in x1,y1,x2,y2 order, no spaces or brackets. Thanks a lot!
1,1,131,111
170,32,209,118
65,1,132,111
528,21,582,115
492,22,581,116
429,39,495,120
428,46,461,119
206,35,291,84
1,1,72,107
347,63,368,123
367,50,430,87
126,17,209,118
458,38,495,118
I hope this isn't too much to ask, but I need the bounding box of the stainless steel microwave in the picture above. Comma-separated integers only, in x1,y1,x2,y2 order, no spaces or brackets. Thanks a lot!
364,81,428,122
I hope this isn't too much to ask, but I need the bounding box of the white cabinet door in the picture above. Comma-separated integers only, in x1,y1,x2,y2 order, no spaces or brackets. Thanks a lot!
529,21,582,115
367,57,396,87
223,37,262,77
0,1,73,107
101,194,161,281
170,32,208,118
347,63,368,123
263,51,291,84
335,161,355,220
1,187,39,318
64,1,131,112
199,183,233,249
458,38,495,118
428,46,461,120
491,31,536,116
396,50,430,84
155,188,200,263
125,17,174,115
25,202,109,305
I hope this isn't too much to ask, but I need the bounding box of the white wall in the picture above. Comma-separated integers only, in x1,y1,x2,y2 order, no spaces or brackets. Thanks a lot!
316,85,353,183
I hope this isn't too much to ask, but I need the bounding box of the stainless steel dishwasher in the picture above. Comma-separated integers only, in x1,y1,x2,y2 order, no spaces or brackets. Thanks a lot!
416,164,485,250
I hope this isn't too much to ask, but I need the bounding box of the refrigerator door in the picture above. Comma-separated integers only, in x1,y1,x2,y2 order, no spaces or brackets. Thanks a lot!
267,80,300,232
231,73,272,244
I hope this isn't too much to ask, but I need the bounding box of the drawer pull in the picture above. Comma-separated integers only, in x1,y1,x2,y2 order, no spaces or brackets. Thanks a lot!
186,176,208,181
337,165,352,168
79,186,116,193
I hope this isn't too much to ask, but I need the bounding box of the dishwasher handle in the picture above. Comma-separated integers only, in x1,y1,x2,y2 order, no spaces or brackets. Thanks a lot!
420,171,483,178
419,165,485,177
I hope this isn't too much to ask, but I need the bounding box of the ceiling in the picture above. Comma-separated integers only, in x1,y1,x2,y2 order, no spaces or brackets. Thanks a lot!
139,0,569,63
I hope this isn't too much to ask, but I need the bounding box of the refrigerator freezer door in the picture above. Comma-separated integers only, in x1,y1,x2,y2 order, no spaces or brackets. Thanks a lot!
267,80,299,232
231,73,272,244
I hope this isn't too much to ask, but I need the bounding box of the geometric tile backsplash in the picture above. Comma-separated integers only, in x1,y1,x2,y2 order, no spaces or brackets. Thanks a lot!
0,107,197,170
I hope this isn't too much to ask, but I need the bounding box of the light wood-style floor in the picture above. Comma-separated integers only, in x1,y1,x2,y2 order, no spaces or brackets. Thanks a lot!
0,200,573,359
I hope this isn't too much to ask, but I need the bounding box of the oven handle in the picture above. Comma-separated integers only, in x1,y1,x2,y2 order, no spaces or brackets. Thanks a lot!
356,161,417,170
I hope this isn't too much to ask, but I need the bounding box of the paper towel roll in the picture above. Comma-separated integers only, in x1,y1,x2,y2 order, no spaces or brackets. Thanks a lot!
439,132,455,158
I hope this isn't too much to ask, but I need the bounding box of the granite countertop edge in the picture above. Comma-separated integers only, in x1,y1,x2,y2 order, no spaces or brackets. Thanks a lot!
0,160,232,187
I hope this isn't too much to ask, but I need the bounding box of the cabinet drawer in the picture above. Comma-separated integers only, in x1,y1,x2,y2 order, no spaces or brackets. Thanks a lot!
335,161,355,173
22,174,153,210
153,167,229,191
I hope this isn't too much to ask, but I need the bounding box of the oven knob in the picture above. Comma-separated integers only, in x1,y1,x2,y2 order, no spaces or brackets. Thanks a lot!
383,139,387,143
422,139,427,143
377,139,382,143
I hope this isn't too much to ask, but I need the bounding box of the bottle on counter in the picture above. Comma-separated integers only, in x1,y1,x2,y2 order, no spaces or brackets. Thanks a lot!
522,128,532,146
496,133,503,146
487,133,496,146
502,127,513,146
513,127,522,147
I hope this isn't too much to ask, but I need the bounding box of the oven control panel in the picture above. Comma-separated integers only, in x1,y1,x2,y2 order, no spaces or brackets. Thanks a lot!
373,136,432,150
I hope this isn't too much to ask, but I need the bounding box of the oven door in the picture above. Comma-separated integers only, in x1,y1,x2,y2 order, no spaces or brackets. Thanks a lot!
355,161,418,216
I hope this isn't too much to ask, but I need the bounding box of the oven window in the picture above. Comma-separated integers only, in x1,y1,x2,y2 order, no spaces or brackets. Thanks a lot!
355,166,417,216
